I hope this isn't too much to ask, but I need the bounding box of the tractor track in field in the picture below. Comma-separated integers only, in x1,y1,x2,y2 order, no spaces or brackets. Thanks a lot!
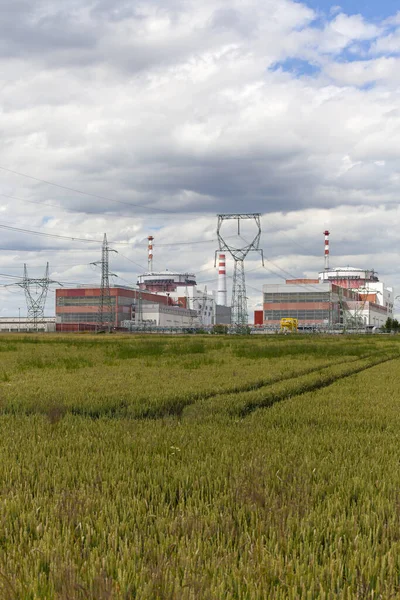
2,351,397,422
181,352,400,420
135,351,397,420
47,352,384,420
235,352,400,417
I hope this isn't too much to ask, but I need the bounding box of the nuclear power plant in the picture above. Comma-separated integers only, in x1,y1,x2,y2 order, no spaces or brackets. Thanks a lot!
55,234,231,332
0,216,395,333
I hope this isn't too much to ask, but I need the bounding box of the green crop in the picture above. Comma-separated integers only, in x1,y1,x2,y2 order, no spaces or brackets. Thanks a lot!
0,333,399,598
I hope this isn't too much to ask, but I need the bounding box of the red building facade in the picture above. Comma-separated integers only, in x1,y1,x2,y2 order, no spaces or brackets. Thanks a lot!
55,286,170,332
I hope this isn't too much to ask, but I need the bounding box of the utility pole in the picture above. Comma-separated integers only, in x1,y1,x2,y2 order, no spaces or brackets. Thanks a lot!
17,263,60,332
91,234,117,333
216,214,263,334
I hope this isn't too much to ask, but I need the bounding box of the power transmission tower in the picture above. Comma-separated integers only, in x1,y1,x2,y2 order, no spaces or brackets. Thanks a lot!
91,234,117,332
18,263,59,331
216,214,263,333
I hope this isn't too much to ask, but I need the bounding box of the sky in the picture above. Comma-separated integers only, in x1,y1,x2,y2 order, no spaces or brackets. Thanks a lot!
1,0,400,318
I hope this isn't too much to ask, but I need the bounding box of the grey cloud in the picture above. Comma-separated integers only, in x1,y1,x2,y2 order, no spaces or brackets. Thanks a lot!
0,1,98,59
1,0,400,318
210,8,258,38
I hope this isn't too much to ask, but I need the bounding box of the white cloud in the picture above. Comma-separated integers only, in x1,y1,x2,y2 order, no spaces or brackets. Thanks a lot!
0,0,400,317
324,56,399,85
329,13,380,41
370,28,400,55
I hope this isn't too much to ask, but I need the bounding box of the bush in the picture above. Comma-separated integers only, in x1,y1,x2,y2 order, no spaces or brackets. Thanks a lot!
212,325,228,335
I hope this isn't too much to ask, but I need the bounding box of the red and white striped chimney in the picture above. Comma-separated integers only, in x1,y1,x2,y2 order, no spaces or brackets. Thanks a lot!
217,253,227,306
324,230,330,271
148,235,154,272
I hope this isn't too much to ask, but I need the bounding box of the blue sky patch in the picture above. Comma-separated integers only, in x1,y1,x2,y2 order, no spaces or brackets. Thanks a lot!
303,0,399,21
271,58,321,76
359,81,376,91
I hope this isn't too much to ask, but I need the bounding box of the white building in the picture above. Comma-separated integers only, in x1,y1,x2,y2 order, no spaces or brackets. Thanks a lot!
0,317,56,332
318,267,393,327
123,303,197,328
169,286,215,326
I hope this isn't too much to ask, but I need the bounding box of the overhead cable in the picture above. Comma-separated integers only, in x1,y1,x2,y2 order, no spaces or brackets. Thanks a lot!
0,165,174,214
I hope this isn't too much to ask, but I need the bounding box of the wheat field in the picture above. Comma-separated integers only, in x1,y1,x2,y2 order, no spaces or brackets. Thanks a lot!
0,333,399,599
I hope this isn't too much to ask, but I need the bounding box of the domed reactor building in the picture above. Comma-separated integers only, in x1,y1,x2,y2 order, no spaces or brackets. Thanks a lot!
260,231,394,330
136,236,231,327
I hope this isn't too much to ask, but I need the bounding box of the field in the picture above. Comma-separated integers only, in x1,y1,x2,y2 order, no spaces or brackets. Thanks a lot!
0,333,400,599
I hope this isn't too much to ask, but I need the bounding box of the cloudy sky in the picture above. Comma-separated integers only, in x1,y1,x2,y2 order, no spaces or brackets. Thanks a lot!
1,0,400,318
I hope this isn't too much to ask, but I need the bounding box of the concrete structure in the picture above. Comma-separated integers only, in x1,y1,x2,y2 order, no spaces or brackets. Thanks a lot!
0,317,55,332
319,267,394,325
123,304,197,328
56,285,171,331
263,273,393,329
324,230,330,271
170,286,215,326
136,234,231,327
171,286,232,327
217,253,227,306
260,231,394,330
263,282,340,327
56,283,232,331
137,271,196,293
254,310,263,326
147,235,154,272
215,304,231,325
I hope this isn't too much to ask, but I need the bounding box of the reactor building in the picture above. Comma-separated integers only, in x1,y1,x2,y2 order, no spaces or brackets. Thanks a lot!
258,231,394,330
55,235,231,331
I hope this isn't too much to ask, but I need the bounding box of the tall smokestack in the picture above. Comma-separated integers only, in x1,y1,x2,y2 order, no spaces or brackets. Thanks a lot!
148,235,154,272
324,230,330,271
217,253,227,306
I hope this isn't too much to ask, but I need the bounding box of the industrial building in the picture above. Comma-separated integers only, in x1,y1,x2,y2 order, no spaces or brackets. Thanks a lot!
55,285,173,331
133,236,231,327
55,240,232,331
260,232,394,330
0,317,56,333
122,303,197,329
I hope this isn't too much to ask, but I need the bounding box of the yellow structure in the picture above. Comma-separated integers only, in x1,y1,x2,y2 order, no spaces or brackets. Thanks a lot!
280,318,298,332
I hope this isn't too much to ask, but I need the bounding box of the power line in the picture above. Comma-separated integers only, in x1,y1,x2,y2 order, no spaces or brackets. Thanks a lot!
0,191,202,221
0,221,223,250
154,238,220,247
0,165,175,214
0,192,62,211
117,252,147,272
0,223,104,243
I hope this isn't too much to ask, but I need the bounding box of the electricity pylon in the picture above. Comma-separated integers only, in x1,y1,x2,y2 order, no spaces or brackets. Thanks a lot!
216,214,263,333
91,234,117,332
18,263,60,331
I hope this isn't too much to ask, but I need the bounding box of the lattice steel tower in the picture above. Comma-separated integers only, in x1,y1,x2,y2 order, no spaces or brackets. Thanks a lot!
92,233,117,332
18,263,59,331
217,214,263,333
